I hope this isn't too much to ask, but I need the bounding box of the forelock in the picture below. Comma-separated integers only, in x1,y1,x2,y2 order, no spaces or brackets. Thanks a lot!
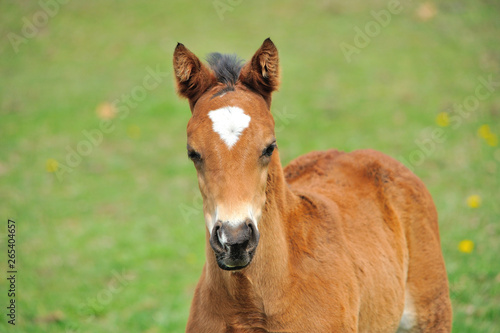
206,53,244,91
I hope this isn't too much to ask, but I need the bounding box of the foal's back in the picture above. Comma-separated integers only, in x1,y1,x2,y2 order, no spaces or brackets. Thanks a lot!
284,149,452,332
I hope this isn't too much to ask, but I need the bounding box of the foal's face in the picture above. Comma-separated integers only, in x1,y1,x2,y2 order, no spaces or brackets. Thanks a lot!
173,38,280,270
187,88,276,270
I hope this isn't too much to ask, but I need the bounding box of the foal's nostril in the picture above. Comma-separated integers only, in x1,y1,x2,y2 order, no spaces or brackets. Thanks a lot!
246,220,254,234
217,226,229,251
209,221,225,253
246,220,260,252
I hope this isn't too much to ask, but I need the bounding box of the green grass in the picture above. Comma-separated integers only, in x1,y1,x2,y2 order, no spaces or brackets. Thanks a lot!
1,0,499,331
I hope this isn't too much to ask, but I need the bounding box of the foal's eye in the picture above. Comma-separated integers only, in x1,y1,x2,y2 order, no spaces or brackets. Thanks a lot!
262,142,276,158
188,150,201,162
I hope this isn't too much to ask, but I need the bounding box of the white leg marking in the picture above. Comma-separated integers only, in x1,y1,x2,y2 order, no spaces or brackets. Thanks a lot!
208,106,251,149
397,288,417,332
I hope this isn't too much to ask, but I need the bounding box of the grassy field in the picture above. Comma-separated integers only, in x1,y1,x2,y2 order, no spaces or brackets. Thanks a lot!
1,0,499,332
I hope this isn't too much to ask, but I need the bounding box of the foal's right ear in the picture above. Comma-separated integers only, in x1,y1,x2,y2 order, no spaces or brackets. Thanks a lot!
173,43,216,109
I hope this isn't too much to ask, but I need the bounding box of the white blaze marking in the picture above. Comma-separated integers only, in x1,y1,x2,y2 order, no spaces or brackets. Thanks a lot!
206,205,259,235
208,106,251,149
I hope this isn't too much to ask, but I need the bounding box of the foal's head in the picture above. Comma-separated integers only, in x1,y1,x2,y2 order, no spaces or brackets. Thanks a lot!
173,39,280,270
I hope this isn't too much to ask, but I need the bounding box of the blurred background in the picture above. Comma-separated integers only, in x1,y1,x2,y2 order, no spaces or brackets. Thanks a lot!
1,0,499,332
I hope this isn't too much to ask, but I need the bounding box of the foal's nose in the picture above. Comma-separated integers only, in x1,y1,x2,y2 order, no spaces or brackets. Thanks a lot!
210,219,259,257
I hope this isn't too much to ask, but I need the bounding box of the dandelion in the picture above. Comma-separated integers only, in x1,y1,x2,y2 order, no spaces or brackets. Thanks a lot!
46,158,59,172
485,133,498,147
478,124,498,147
435,112,449,127
458,240,474,253
478,124,492,139
466,194,481,208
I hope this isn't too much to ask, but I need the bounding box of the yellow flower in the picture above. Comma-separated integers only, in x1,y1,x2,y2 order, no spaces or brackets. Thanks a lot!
458,240,474,253
435,112,449,127
46,158,59,173
485,133,498,147
478,125,498,146
478,124,492,139
466,194,481,208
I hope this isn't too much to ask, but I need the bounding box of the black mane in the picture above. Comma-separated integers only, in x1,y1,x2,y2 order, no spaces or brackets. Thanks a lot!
206,53,244,95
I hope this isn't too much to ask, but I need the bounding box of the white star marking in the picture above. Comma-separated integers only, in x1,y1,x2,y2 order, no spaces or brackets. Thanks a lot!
208,106,251,149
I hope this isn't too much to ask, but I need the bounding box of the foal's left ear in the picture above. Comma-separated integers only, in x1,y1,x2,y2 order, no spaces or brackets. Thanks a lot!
239,38,280,106
173,43,216,109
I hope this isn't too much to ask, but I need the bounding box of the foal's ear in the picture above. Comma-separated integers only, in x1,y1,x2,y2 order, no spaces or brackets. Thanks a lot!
239,38,280,105
173,43,216,108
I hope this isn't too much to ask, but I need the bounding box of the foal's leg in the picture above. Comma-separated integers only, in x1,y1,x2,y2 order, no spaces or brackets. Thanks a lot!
399,215,452,332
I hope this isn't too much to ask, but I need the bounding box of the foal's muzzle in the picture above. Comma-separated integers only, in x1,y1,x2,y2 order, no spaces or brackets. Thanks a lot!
209,219,260,270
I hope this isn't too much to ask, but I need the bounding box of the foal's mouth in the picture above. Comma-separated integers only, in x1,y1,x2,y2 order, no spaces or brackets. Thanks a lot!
213,249,257,271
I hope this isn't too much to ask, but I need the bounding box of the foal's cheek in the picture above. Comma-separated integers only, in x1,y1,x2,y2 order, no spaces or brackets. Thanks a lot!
261,169,269,191
196,173,205,192
256,168,269,202
196,174,212,203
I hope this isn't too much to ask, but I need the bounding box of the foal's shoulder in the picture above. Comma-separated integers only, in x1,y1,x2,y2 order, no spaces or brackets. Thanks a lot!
284,149,345,184
284,148,419,189
333,149,432,206
338,149,419,183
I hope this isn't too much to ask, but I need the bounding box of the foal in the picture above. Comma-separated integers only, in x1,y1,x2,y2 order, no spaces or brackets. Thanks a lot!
173,38,452,333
